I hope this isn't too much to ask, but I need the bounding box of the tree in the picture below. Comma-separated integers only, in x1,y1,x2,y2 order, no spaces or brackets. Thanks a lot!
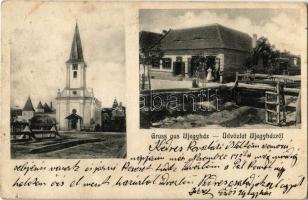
248,37,281,74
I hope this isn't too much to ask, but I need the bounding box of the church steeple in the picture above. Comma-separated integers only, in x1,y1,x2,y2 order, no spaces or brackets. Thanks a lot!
67,23,84,63
65,23,87,89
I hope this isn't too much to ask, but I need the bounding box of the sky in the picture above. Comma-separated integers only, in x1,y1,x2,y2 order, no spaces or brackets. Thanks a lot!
9,2,125,108
140,8,304,55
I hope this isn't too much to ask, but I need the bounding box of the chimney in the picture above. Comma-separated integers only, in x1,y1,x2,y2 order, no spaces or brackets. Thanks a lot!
50,102,53,110
252,34,257,49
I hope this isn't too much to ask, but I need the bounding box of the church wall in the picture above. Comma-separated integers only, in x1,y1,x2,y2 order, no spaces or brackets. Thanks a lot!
57,100,69,130
83,100,92,127
56,98,102,130
94,107,102,126
69,101,82,116
70,66,81,88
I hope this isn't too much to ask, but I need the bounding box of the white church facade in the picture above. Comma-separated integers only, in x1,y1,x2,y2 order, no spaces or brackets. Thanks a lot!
56,24,102,131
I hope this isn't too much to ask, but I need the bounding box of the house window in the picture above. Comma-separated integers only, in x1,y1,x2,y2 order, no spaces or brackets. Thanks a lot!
73,71,77,78
176,56,182,62
151,57,160,68
162,58,172,69
73,91,77,95
72,64,78,70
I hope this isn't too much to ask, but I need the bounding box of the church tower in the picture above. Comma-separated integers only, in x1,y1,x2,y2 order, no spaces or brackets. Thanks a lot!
56,23,102,131
66,23,87,90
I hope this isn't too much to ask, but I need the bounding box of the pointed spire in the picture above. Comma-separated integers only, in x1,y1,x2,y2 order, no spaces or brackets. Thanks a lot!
67,23,84,63
112,98,118,108
43,103,53,113
37,101,44,109
22,96,35,111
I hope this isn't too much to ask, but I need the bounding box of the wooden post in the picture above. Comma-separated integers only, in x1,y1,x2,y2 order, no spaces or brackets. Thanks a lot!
296,93,301,124
276,82,280,125
265,93,268,123
147,65,151,90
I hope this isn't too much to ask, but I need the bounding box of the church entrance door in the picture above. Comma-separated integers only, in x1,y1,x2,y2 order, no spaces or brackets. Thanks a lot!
71,118,78,129
65,109,83,131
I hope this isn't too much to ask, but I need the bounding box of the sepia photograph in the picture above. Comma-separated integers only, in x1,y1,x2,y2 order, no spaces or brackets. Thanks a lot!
10,4,126,159
139,9,302,129
1,2,307,200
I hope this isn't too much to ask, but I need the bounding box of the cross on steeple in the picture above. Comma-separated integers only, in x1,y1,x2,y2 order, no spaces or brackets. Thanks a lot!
67,23,84,63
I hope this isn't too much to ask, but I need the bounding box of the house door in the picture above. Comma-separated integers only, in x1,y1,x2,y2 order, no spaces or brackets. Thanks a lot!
173,62,185,76
190,56,200,77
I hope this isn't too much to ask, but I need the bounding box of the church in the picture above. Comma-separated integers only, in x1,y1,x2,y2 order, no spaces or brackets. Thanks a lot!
56,23,102,131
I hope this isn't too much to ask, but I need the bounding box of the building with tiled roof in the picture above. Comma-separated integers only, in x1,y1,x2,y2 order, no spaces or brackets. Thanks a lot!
21,96,35,122
15,98,57,123
141,23,253,82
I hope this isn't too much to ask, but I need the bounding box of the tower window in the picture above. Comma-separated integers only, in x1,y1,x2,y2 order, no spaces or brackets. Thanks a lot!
73,91,77,95
72,64,78,70
73,71,77,78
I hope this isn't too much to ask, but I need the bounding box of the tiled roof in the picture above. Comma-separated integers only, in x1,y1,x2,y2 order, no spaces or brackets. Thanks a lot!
67,23,84,63
139,31,163,52
22,97,35,111
157,23,252,52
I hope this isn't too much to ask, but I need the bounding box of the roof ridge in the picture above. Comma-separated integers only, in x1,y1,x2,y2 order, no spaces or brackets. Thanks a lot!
172,23,220,32
171,23,251,38
217,24,251,38
158,23,252,52
140,30,163,35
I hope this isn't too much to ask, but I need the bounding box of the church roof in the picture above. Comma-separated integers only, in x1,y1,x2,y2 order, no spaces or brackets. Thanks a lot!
43,103,53,113
36,101,44,109
67,23,84,63
156,23,252,52
23,97,35,111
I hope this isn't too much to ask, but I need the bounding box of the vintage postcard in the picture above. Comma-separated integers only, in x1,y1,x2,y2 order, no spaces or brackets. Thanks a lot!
0,1,307,200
